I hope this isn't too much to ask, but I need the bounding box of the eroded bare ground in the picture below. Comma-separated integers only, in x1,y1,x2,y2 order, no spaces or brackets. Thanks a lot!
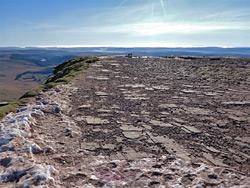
1,56,249,187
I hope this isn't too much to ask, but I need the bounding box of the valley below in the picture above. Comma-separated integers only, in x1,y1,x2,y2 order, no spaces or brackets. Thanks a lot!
1,47,250,103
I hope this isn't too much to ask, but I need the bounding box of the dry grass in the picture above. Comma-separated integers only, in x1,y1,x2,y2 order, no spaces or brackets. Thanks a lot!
0,57,98,120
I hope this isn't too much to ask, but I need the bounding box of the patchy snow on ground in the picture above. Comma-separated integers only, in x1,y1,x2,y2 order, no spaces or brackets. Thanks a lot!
0,100,58,187
1,56,250,187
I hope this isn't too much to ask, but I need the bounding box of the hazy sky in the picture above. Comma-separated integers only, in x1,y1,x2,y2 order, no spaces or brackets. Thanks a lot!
0,0,250,47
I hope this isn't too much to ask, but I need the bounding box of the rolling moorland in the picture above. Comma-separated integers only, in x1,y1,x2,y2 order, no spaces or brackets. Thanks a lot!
1,47,250,103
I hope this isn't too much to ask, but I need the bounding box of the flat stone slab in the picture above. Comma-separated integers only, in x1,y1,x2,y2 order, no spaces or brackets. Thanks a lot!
150,120,174,127
102,144,115,150
158,104,178,109
100,69,111,72
204,92,217,96
123,149,142,160
142,124,152,130
78,104,91,109
203,153,228,167
122,131,143,139
206,146,220,153
222,101,250,106
186,107,211,115
121,84,145,88
115,136,123,142
121,76,129,79
125,96,149,100
114,153,126,160
81,142,99,151
228,115,246,121
172,118,185,123
95,77,109,80
110,63,120,66
181,125,201,133
235,137,250,143
147,132,190,160
97,109,111,113
74,116,85,121
91,64,103,67
95,92,109,96
152,86,170,90
85,116,109,125
181,89,198,94
145,87,155,91
120,125,143,131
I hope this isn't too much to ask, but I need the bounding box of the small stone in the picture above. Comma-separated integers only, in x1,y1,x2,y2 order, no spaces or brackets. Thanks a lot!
31,144,42,154
32,105,45,110
158,104,177,109
181,89,197,94
54,107,62,113
191,163,201,168
183,174,197,182
164,174,174,180
44,146,54,153
85,116,109,125
149,181,160,186
152,171,163,176
95,92,108,96
204,182,220,187
0,157,12,167
122,131,141,139
195,186,202,188
103,181,115,187
107,162,117,168
41,101,49,105
50,102,58,106
78,105,91,109
152,164,162,169
17,107,28,112
208,174,218,179
206,146,220,153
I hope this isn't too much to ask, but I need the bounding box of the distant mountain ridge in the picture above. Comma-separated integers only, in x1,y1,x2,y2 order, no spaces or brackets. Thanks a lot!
1,47,250,57
0,47,249,103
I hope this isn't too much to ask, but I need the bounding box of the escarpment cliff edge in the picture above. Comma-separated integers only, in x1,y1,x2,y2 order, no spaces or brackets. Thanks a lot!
0,56,249,187
0,57,98,120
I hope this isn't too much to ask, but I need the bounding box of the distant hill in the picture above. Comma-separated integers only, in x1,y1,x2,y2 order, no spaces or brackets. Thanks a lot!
0,46,250,102
1,46,250,57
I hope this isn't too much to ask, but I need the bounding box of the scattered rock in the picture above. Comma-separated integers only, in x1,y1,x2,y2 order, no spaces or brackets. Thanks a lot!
44,146,54,153
152,164,162,169
122,131,142,139
78,104,91,109
150,120,174,127
0,157,12,167
151,171,163,176
208,174,218,179
31,144,42,154
85,116,109,125
149,181,160,186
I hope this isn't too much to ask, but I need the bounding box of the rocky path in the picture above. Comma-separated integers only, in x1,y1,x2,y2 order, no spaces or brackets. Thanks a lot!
72,56,250,172
0,56,249,187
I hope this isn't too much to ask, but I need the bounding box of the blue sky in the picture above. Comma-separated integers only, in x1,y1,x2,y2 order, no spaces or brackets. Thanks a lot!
0,0,250,47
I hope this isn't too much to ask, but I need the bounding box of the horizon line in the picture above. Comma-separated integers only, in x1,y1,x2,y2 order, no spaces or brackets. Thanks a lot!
1,45,250,48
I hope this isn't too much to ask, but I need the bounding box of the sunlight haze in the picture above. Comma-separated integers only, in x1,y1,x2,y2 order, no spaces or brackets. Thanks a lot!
1,0,250,47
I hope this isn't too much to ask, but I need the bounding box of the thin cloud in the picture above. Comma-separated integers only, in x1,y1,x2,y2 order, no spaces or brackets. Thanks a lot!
52,21,250,37
20,21,61,29
100,22,232,36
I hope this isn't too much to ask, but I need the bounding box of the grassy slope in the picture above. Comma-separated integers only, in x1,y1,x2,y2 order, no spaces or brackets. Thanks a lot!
0,57,98,120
